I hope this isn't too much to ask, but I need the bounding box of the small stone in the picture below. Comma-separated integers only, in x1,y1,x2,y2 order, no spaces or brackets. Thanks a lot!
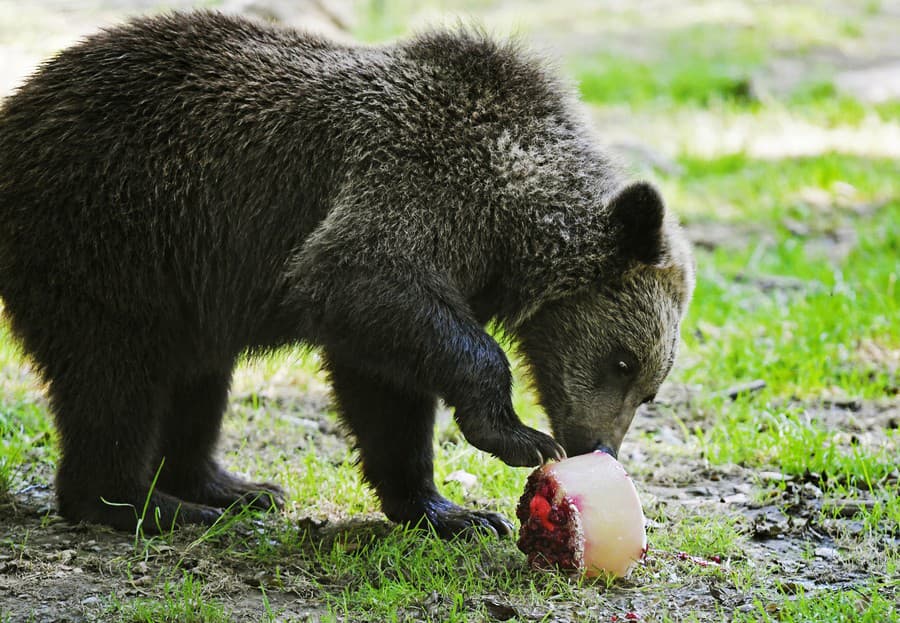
723,493,749,505
444,470,478,490
483,598,518,621
814,547,839,560
802,483,823,498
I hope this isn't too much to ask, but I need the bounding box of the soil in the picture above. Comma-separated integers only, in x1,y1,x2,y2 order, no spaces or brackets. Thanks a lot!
2,383,897,622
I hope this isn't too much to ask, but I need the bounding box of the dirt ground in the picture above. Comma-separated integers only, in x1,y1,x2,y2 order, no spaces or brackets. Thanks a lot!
2,383,897,621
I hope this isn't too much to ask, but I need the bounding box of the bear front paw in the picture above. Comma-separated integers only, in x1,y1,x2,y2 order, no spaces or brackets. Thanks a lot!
460,417,566,467
385,493,514,539
497,425,567,467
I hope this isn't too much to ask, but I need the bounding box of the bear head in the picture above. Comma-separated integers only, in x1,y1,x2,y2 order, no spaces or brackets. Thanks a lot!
517,181,695,458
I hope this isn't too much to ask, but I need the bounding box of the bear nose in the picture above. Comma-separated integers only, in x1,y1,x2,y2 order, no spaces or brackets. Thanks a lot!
593,443,618,459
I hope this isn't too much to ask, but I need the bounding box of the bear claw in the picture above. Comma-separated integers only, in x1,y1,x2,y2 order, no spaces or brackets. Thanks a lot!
494,426,566,468
384,493,514,539
161,464,285,513
422,496,514,539
457,409,564,468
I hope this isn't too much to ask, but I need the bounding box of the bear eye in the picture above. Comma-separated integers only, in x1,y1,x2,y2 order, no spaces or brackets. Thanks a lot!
605,350,639,382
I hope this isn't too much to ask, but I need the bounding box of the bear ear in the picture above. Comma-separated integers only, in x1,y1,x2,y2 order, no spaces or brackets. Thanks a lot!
608,181,666,265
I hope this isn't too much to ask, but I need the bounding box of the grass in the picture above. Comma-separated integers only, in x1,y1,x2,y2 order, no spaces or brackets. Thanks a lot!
0,317,56,497
242,525,602,622
667,153,899,222
104,572,233,623
646,511,746,562
1,0,899,621
0,400,54,498
573,24,766,108
736,582,898,622
674,165,898,399
693,398,898,485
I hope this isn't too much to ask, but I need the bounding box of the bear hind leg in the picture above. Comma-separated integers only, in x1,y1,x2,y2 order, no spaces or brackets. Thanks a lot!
45,343,221,532
155,368,284,514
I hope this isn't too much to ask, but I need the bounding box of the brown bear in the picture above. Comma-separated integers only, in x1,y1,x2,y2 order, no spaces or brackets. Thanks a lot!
0,11,694,537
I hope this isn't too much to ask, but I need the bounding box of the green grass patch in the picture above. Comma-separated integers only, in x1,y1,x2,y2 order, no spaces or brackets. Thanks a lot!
309,527,579,621
571,20,891,127
667,152,899,223
190,518,592,622
104,572,233,623
874,99,900,121
0,400,54,497
736,582,897,622
573,25,765,107
646,510,746,561
671,154,898,400
0,314,55,495
861,492,900,538
787,81,875,126
283,447,378,517
693,398,898,487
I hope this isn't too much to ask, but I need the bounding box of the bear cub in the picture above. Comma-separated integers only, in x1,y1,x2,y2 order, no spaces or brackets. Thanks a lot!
0,11,694,537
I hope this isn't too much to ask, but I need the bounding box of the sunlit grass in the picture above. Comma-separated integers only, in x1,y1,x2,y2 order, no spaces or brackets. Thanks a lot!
735,582,897,623
691,397,898,486
293,526,588,622
666,153,899,223
0,400,53,496
574,24,766,108
283,447,377,518
675,179,898,399
646,510,747,562
103,572,234,623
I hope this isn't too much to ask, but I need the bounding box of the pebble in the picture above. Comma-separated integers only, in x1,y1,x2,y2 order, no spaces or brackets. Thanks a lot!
814,547,839,560
444,470,478,490
758,471,789,483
